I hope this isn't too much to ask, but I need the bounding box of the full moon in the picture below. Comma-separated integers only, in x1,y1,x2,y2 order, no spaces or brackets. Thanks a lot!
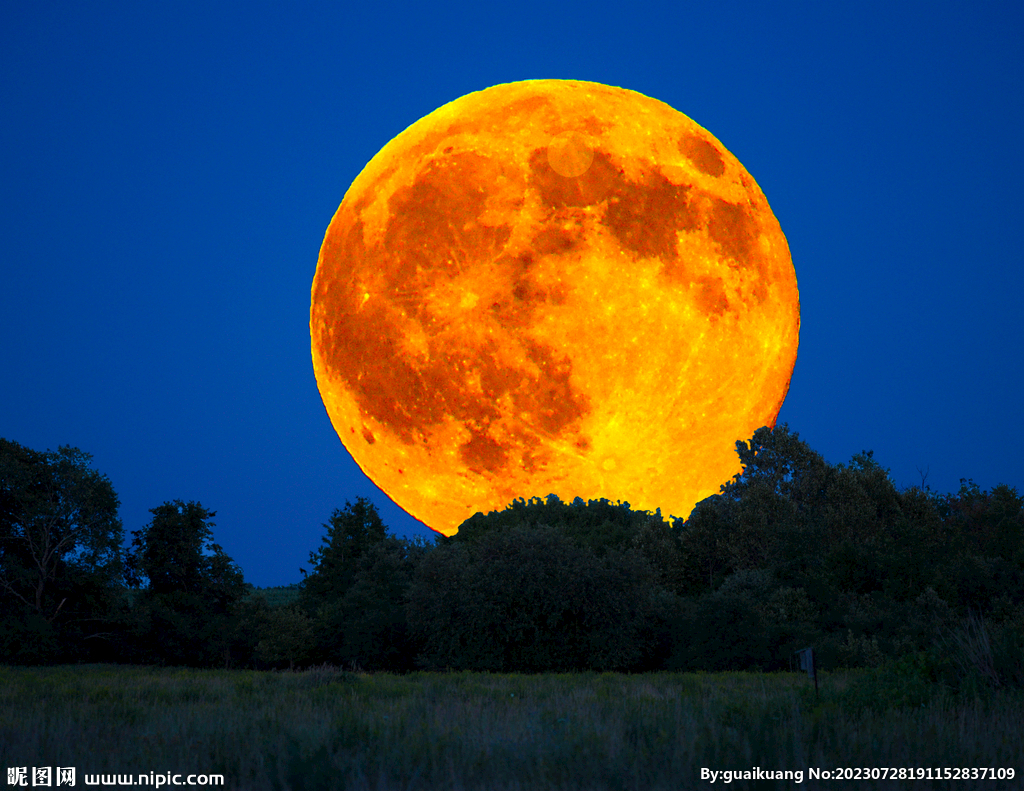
311,80,799,537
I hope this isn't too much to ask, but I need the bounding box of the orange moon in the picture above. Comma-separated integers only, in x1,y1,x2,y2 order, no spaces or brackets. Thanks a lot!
311,80,799,537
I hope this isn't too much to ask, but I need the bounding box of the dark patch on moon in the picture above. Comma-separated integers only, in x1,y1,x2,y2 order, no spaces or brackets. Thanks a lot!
679,133,726,177
693,276,730,317
529,143,699,263
528,147,622,208
385,151,513,282
706,198,769,304
604,173,697,261
518,339,586,436
708,198,756,264
530,220,584,255
460,431,508,474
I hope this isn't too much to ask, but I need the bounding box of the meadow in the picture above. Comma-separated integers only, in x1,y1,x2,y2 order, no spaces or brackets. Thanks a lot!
2,664,1021,790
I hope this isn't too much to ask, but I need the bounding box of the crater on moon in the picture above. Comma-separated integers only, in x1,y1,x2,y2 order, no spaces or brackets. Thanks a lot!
311,80,799,536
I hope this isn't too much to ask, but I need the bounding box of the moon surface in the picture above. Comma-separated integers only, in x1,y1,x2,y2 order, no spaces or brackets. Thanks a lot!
311,79,799,537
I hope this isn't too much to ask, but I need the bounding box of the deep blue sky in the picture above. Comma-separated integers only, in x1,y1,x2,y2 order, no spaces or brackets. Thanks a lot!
3,2,1022,588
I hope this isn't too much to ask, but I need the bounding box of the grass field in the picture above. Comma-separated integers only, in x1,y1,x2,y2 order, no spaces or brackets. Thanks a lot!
2,663,1021,790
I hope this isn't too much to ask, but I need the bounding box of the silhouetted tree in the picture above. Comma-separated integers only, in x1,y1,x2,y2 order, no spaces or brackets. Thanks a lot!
300,497,388,608
940,480,1024,565
314,535,429,671
126,500,246,666
0,438,124,663
629,512,688,596
455,494,656,559
298,498,430,670
676,425,830,594
665,424,1016,672
667,571,774,672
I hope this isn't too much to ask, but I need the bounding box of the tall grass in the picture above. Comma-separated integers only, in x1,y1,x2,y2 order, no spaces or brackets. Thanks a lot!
935,609,1024,691
1,663,1021,790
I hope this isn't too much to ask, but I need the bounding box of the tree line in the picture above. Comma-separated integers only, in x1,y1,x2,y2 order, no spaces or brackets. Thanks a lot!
2,427,1022,688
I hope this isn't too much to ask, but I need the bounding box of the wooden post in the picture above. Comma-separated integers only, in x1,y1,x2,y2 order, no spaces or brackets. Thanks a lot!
796,647,817,697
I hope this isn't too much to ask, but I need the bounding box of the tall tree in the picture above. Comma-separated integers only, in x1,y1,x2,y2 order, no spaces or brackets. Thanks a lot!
300,497,388,607
126,500,246,666
677,424,831,591
315,535,429,671
1,438,124,662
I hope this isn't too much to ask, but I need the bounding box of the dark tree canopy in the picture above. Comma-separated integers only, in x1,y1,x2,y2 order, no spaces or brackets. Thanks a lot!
455,493,660,559
127,501,243,600
407,521,663,672
126,500,246,666
1,438,124,662
300,497,389,605
2,428,1021,683
299,498,427,671
1,438,123,619
317,535,429,671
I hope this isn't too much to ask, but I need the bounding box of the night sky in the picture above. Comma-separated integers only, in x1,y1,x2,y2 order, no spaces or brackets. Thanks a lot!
3,2,1022,588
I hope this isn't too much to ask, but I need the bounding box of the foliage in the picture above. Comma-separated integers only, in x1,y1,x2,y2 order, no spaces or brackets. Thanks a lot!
253,604,314,670
298,498,428,671
939,479,1024,563
454,493,662,558
0,438,125,663
408,522,663,672
675,424,830,593
936,608,1024,691
4,426,1024,679
299,497,388,606
663,569,808,673
831,651,952,715
664,425,1024,676
125,500,247,667
312,535,428,672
